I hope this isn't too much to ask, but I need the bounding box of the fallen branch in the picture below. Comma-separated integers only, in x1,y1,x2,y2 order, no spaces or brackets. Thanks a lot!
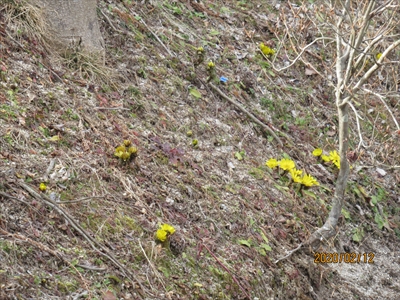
0,227,91,296
202,243,250,299
18,182,146,296
274,243,303,264
208,83,284,146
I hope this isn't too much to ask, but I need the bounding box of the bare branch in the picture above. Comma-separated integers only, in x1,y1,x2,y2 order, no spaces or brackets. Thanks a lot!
272,37,332,72
363,88,400,130
348,101,366,150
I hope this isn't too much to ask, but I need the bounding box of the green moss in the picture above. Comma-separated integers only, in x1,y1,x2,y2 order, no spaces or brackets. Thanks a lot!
57,280,78,293
248,167,265,180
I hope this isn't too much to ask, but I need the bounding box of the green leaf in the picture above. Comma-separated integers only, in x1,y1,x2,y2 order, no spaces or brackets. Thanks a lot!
189,88,202,99
259,243,272,251
303,190,316,199
273,184,289,192
268,70,276,77
374,213,384,230
209,29,220,36
260,231,269,244
352,227,364,243
238,239,252,247
234,152,243,161
49,135,60,142
341,208,351,220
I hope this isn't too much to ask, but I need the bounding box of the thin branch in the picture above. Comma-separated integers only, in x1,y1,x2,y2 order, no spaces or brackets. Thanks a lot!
363,88,400,130
341,39,400,106
131,8,175,57
202,243,250,299
274,243,303,264
348,101,366,150
138,240,166,292
272,37,332,72
18,182,147,294
208,83,284,146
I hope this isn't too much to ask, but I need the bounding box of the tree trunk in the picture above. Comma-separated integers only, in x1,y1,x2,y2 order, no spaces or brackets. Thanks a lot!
35,0,104,54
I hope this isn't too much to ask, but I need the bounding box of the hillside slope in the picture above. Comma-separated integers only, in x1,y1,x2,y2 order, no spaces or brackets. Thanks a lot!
0,1,399,299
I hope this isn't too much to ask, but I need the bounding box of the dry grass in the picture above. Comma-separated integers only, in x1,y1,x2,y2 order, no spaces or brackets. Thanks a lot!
0,0,399,299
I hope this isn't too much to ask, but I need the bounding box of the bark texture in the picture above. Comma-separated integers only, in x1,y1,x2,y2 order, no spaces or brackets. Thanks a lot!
35,0,104,53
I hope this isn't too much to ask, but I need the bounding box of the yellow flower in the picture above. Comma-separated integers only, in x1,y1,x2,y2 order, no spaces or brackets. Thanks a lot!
289,168,303,183
160,224,175,234
123,140,132,147
156,229,168,242
333,160,340,169
279,158,295,171
301,174,319,187
207,61,215,69
321,155,331,162
39,183,47,191
156,223,176,242
259,43,276,56
265,158,279,169
376,53,382,60
312,148,323,157
114,145,126,158
120,151,131,161
128,146,138,155
329,150,340,169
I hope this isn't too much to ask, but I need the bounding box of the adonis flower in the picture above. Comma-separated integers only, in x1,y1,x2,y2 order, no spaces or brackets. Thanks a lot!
279,158,295,171
289,168,303,183
329,150,340,169
156,224,176,242
301,174,319,187
39,183,47,192
265,158,279,169
312,148,323,157
321,154,331,162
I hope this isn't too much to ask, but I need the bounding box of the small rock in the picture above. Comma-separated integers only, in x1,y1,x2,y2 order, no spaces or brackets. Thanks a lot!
376,168,387,177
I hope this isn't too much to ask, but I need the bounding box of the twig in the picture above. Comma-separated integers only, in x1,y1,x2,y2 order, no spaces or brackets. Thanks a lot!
59,196,105,204
93,106,130,110
98,9,125,34
0,227,91,296
138,240,166,291
274,243,303,264
128,8,175,57
202,243,250,299
363,88,400,130
5,30,64,83
348,102,367,150
18,182,146,295
208,83,284,146
76,264,107,271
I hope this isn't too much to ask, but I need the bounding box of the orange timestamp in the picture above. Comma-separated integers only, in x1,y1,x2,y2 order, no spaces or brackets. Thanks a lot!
314,252,375,264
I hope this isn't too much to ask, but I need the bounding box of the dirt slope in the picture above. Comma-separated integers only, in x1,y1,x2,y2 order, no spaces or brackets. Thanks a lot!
0,1,399,299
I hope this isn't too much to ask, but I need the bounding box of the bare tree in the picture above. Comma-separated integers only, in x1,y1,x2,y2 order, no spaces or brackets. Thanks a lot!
274,0,400,258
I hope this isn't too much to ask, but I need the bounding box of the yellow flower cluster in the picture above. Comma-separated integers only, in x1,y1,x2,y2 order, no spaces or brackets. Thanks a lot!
265,158,319,187
312,148,340,169
114,140,138,162
259,43,276,57
39,182,47,191
156,224,176,242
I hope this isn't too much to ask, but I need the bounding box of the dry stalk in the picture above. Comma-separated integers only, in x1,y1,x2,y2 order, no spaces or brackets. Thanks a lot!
208,83,284,146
